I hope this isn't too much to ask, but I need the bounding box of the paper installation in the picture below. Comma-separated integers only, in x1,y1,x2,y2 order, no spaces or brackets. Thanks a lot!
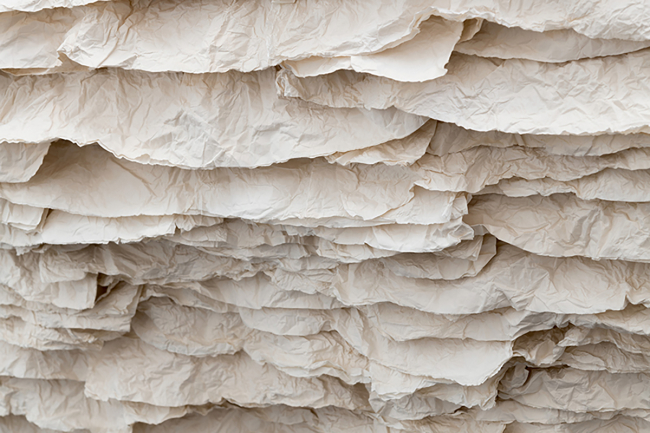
1,0,650,431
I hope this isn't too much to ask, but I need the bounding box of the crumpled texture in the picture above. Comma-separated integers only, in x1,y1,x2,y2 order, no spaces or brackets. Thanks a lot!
277,50,650,135
0,142,459,221
3,0,450,73
466,194,650,262
282,15,464,82
0,0,102,13
4,1,650,432
0,142,50,183
0,69,425,169
455,20,650,62
6,0,650,75
478,167,650,203
427,122,650,157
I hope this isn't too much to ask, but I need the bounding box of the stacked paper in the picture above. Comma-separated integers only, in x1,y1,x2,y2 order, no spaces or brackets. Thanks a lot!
2,0,650,431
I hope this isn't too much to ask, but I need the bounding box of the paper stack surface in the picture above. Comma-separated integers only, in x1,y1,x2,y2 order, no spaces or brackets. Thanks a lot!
1,0,650,431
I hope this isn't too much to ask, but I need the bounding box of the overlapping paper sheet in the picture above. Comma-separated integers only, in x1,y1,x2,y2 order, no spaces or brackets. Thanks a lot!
2,0,650,431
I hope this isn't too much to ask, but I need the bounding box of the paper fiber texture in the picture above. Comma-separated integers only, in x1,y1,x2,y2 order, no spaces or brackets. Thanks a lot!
3,1,650,432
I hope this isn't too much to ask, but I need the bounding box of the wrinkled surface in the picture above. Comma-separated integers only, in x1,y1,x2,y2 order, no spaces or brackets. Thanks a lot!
278,50,650,135
283,15,464,82
3,1,650,432
455,21,650,62
0,69,424,169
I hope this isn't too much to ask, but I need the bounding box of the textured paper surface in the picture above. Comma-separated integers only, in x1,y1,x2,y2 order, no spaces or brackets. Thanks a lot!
2,1,650,432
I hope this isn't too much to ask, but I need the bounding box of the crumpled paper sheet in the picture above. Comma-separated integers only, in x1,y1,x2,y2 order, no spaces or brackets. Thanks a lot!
0,69,425,169
282,15,464,82
277,49,650,135
3,0,650,68
0,0,101,13
427,121,650,157
0,0,453,73
0,3,465,81
1,0,650,42
467,194,650,261
0,142,50,183
455,20,650,62
0,142,462,223
4,2,650,433
5,0,650,74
